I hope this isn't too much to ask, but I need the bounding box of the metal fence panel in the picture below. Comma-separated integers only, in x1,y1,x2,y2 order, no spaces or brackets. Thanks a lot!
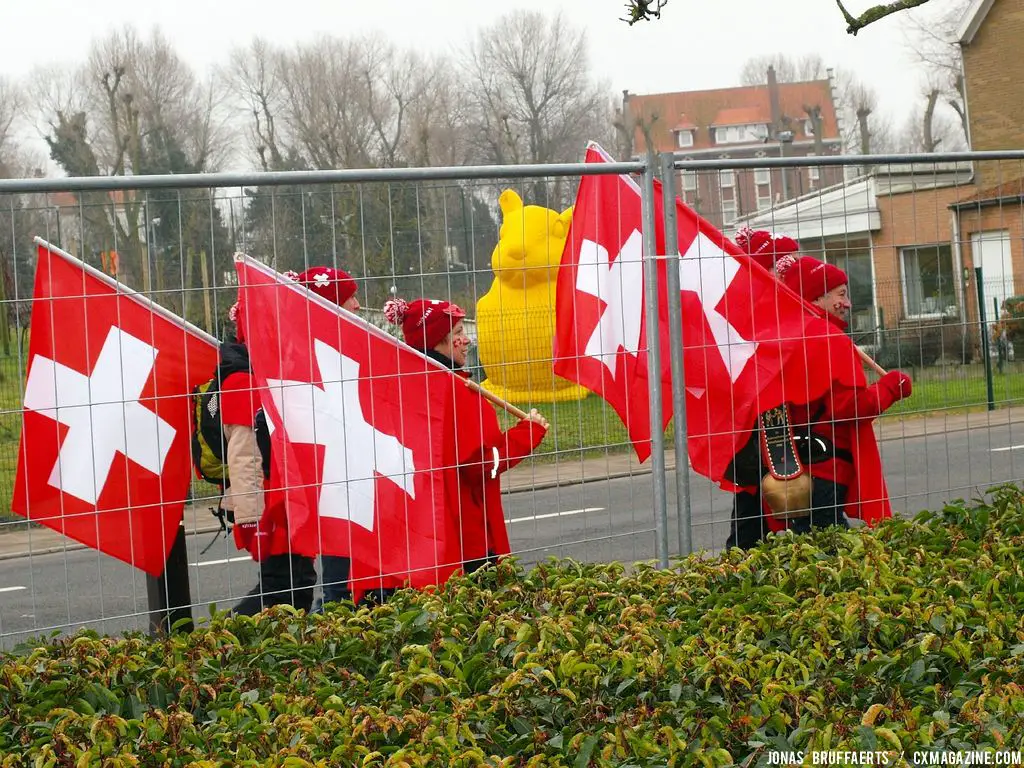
1,151,1023,647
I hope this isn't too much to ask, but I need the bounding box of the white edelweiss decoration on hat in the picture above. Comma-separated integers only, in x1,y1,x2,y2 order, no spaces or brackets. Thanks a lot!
313,272,330,288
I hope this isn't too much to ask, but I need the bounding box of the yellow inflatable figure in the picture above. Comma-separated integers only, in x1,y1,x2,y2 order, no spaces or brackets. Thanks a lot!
476,189,589,403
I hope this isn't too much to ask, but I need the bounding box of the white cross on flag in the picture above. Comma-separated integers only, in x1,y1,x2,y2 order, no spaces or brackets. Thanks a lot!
234,257,456,602
12,241,219,575
554,143,863,486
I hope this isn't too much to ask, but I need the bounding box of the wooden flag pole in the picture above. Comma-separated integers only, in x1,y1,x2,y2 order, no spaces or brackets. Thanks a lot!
462,377,531,421
857,345,888,377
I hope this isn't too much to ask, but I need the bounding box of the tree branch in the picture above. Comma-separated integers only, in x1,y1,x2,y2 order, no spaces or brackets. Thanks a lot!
622,0,667,25
835,0,933,36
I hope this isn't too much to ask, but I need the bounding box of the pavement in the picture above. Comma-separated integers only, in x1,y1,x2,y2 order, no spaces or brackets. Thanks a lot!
2,404,1022,561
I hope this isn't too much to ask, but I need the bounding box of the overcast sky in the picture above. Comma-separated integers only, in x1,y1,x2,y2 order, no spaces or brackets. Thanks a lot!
2,0,959,170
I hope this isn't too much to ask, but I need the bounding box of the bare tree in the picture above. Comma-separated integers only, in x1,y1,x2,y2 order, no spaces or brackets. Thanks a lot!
0,76,22,171
27,27,232,312
463,11,612,167
739,54,832,87
740,54,893,156
902,0,971,147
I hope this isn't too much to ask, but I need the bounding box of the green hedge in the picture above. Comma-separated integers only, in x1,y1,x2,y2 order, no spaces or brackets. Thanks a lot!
2,487,1024,766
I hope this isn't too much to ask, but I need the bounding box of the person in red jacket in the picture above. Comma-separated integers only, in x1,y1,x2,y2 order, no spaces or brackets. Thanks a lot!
225,265,360,615
726,234,913,549
371,296,549,604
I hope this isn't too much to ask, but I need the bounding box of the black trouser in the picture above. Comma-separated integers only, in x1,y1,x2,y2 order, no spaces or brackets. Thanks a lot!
233,554,317,616
354,551,499,608
726,480,849,550
320,555,352,604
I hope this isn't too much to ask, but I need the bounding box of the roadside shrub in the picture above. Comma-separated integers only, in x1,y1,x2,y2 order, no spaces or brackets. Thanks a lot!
876,321,969,370
2,486,1023,766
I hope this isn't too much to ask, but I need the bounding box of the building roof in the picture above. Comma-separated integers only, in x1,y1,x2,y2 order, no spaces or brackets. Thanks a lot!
626,79,840,154
732,177,880,241
958,0,995,44
949,176,1024,208
710,106,765,127
735,162,976,239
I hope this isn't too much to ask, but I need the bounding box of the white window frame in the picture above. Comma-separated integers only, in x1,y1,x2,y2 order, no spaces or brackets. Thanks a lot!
681,169,697,191
900,244,958,320
676,130,694,148
754,168,771,186
719,169,734,188
721,198,738,224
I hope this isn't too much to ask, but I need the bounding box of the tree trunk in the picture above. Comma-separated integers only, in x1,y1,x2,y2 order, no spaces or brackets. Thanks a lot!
183,246,195,323
0,254,10,357
923,89,941,152
199,249,213,333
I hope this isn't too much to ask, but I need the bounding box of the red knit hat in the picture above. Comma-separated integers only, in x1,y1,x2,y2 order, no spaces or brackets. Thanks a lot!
383,297,466,351
295,266,357,307
778,256,848,303
228,266,357,340
735,227,800,274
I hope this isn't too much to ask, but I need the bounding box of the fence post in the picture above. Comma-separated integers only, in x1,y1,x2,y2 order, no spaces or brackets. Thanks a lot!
146,523,194,636
975,266,996,411
659,153,692,558
640,152,670,569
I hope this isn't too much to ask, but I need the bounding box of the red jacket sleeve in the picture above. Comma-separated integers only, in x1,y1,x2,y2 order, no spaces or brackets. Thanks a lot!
220,371,261,427
461,418,547,482
829,371,910,423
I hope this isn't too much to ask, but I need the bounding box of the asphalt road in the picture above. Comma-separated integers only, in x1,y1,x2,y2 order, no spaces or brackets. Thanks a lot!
2,417,1023,649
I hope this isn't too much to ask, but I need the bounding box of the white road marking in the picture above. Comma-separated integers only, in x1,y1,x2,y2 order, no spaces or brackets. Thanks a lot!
0,585,27,594
992,444,1024,452
194,556,252,568
507,507,605,525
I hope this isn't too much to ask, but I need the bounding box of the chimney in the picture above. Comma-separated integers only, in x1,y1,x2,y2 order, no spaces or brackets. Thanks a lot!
767,65,782,135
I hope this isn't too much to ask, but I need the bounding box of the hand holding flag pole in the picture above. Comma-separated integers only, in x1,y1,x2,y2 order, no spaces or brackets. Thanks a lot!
856,346,887,377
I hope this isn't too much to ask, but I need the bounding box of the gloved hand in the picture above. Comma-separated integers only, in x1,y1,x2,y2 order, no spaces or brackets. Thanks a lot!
881,370,913,401
233,520,271,562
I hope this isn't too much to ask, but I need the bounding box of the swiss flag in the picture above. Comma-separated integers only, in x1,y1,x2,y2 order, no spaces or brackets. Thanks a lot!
234,257,458,602
12,240,219,576
554,144,864,484
552,144,664,462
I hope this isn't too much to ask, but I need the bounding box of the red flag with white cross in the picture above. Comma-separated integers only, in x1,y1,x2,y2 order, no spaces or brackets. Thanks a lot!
552,143,665,462
12,240,220,576
234,256,458,602
554,143,865,486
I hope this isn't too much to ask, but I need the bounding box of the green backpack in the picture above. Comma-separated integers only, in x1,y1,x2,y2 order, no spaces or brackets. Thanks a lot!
191,377,230,488
190,344,272,490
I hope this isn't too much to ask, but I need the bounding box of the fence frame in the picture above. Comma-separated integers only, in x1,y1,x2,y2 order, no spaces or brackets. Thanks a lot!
3,148,1024,639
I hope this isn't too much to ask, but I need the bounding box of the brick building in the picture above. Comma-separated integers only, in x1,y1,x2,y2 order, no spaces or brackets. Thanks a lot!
620,69,845,230
735,0,1024,360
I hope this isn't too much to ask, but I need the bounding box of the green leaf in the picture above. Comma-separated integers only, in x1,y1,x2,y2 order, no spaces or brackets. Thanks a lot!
574,734,600,768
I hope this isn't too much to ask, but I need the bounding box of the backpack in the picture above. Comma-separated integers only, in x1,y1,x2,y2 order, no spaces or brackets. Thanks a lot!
190,342,271,489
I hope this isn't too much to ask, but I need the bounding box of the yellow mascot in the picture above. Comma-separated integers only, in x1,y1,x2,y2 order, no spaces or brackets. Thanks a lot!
476,189,589,403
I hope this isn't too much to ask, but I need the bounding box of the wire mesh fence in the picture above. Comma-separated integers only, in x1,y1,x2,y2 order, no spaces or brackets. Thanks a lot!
1,150,1024,648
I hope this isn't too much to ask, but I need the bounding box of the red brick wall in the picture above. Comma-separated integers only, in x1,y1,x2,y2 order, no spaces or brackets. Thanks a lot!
962,0,1024,186
872,185,977,326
